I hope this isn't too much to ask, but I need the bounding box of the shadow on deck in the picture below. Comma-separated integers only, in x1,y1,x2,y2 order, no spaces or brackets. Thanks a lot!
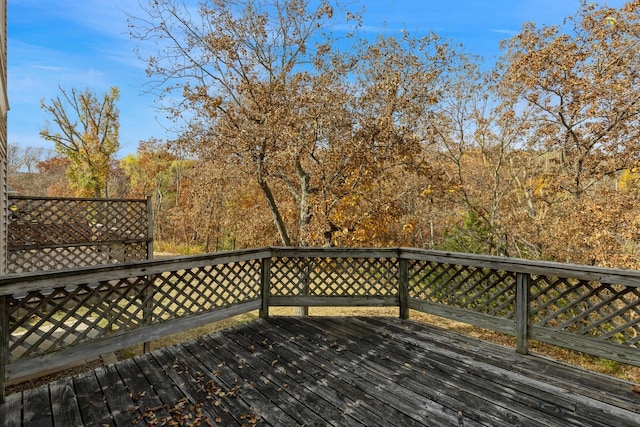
2,316,639,426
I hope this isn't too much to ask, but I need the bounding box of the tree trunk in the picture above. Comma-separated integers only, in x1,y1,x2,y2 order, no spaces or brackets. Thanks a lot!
296,161,312,316
257,176,291,246
297,158,312,247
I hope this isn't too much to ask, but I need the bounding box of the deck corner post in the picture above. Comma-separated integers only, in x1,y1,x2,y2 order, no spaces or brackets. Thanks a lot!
0,295,8,403
398,257,409,319
516,272,530,355
260,257,272,319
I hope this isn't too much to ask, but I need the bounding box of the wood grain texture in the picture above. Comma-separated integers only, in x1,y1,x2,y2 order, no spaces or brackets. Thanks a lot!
2,317,639,426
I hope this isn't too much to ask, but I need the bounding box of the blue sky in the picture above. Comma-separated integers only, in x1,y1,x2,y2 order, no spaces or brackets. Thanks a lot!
7,0,628,157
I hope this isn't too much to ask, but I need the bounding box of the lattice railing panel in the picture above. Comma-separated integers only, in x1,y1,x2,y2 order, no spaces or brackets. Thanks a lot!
408,259,517,319
151,260,261,322
7,243,149,273
7,196,150,273
270,257,398,297
530,276,640,346
6,259,261,361
8,277,152,361
8,197,147,245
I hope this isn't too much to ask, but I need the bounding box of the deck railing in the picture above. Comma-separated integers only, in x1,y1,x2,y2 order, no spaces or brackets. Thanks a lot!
1,247,640,401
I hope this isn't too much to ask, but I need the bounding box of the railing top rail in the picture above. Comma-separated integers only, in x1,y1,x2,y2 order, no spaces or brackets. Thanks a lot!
399,248,640,286
0,247,272,296
270,247,400,258
8,195,147,203
2,246,640,297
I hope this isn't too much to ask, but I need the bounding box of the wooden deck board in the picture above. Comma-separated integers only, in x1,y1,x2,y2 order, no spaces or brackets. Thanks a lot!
165,338,296,426
357,317,640,425
195,332,330,426
72,371,113,426
50,377,83,427
212,322,380,426
243,319,449,426
334,317,593,424
0,392,21,427
361,316,639,410
151,343,239,425
95,363,142,426
285,316,559,426
111,357,167,426
2,316,640,426
22,385,52,426
290,316,578,425
224,320,388,425
355,317,631,425
266,317,482,426
239,321,414,426
129,352,192,424
358,316,640,416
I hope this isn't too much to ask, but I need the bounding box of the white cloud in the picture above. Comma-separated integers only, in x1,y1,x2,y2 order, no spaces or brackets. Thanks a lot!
491,29,518,35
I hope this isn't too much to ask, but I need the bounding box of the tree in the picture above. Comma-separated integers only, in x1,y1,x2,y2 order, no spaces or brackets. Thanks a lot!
497,0,640,200
34,156,74,197
487,1,640,263
307,32,460,247
132,0,351,246
7,143,21,176
426,52,537,256
121,139,181,243
40,86,120,197
132,0,464,248
7,144,56,195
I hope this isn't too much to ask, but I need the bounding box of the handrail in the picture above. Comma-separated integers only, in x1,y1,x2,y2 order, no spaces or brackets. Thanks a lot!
399,248,640,285
0,247,272,296
1,246,640,402
5,246,640,295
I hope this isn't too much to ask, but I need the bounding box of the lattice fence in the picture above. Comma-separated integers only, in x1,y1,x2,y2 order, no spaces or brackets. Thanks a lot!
270,256,398,297
529,275,640,348
409,259,517,319
4,248,640,391
7,196,151,273
152,260,261,322
6,259,262,363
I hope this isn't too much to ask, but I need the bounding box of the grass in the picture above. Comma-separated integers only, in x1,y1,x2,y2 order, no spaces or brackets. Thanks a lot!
154,241,206,255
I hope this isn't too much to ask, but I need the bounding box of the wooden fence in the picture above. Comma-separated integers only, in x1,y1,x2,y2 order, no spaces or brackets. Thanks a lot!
7,196,152,274
1,247,639,401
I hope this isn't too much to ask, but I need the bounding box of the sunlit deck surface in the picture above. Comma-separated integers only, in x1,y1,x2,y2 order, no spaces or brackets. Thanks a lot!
2,316,640,426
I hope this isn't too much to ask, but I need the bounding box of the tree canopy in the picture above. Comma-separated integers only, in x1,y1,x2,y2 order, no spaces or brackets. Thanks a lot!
10,0,640,269
40,86,120,197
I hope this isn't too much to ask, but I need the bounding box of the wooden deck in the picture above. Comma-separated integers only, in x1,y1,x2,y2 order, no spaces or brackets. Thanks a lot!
1,316,639,426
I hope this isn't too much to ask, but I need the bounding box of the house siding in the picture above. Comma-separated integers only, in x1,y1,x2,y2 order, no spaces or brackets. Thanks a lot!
0,0,7,275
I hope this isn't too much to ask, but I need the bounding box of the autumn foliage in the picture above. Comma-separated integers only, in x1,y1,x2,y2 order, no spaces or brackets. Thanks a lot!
11,0,640,269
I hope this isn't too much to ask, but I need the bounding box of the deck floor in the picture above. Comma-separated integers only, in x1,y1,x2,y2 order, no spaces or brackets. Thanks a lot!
1,316,639,426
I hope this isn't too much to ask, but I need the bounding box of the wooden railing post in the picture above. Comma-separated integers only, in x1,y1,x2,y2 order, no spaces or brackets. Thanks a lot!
260,257,271,319
295,258,310,317
398,258,409,319
142,196,154,353
146,196,154,261
516,272,530,355
142,275,155,354
0,295,8,403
